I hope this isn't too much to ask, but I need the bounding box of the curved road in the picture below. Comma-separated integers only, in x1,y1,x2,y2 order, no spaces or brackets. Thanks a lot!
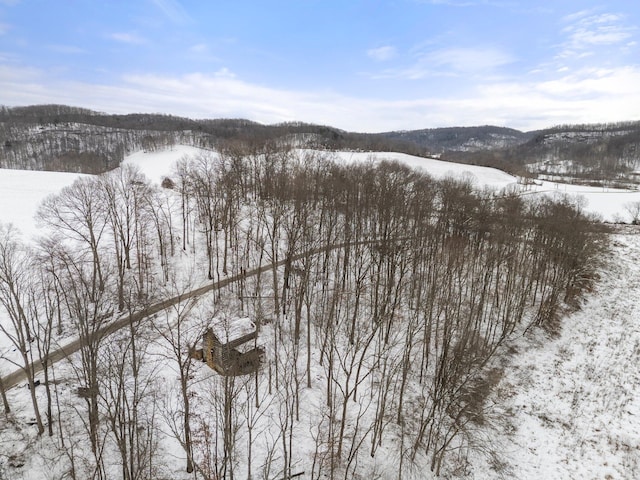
1,237,400,390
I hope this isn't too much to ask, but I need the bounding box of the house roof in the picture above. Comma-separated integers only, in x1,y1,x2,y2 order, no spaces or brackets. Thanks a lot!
210,316,256,345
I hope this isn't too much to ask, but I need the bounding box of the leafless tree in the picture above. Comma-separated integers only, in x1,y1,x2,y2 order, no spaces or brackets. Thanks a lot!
154,276,206,474
37,176,108,300
625,200,640,224
0,224,44,434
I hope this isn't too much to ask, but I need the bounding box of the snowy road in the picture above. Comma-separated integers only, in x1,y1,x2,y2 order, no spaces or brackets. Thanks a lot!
0,236,405,390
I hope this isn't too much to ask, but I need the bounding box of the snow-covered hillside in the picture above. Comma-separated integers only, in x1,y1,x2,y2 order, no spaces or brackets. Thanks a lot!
469,227,640,479
0,169,86,238
128,146,640,223
127,146,640,223
1,145,639,238
1,146,640,479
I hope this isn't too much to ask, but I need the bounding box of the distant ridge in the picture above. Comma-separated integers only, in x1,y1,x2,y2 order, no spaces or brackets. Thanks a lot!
1,105,639,184
380,125,534,153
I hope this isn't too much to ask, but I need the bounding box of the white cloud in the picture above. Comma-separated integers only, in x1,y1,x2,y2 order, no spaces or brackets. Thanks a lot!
367,46,396,62
0,23,9,35
46,44,86,54
536,67,640,98
213,67,235,79
374,45,514,80
149,0,192,25
109,32,147,45
189,43,207,54
187,43,221,63
559,11,636,58
426,46,514,72
1,63,639,133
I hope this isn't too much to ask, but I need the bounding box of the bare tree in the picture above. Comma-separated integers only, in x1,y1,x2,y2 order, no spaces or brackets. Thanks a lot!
625,200,640,224
47,240,112,475
37,176,108,300
0,224,44,434
154,276,206,474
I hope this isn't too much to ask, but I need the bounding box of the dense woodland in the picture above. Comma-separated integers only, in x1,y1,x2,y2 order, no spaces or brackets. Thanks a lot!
0,138,605,479
3,105,639,184
0,105,425,173
444,121,640,185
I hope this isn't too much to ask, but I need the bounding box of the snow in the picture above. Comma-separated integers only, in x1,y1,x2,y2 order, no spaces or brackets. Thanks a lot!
210,316,256,344
123,145,206,185
331,151,640,222
467,228,640,479
0,168,87,238
125,146,640,223
2,146,639,239
329,150,518,189
537,186,640,222
2,145,640,478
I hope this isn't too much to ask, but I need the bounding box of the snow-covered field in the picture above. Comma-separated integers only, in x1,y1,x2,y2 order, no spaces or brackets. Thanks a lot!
0,169,87,238
127,146,640,224
328,150,640,223
1,146,640,478
124,145,205,184
1,146,639,239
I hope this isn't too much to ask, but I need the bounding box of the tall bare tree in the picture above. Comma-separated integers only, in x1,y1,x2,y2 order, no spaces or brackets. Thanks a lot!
0,224,44,434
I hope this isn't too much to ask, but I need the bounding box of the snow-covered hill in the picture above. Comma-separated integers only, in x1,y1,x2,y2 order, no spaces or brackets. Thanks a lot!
128,146,640,223
2,145,639,238
1,146,640,478
468,227,640,479
0,169,86,238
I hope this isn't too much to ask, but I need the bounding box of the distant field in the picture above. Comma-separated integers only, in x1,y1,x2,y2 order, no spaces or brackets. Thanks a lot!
2,145,640,239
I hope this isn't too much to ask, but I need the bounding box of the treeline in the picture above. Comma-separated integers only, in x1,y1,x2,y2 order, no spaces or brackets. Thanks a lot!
0,141,605,479
381,125,533,153
0,105,426,173
0,122,191,173
3,104,639,184
445,121,640,183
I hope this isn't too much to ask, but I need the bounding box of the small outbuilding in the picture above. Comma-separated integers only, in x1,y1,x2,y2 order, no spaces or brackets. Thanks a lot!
202,317,264,376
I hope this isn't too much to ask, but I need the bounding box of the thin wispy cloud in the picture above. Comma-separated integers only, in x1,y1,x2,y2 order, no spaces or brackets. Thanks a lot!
374,45,514,80
109,32,148,45
189,43,207,54
187,43,221,62
420,0,514,7
46,44,86,55
423,0,477,7
0,22,9,35
367,46,396,62
0,51,15,62
536,66,640,98
427,46,514,72
150,0,192,25
559,11,636,58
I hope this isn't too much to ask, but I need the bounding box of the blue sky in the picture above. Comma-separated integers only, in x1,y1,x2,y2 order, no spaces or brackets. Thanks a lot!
0,0,638,132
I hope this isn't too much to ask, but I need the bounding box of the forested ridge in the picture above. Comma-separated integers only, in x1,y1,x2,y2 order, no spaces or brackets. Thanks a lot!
0,104,425,173
3,105,639,184
0,139,605,479
443,121,640,185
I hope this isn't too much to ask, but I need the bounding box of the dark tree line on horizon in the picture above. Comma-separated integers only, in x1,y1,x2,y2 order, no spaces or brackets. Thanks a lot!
0,104,427,174
2,104,640,184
